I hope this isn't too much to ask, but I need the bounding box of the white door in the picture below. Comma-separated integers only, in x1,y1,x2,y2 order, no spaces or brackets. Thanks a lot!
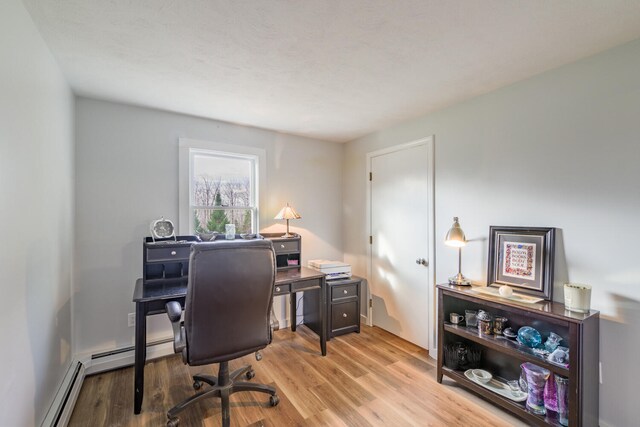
369,139,433,349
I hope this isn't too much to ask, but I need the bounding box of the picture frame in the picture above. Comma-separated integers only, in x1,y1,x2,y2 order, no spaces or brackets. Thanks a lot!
487,226,555,300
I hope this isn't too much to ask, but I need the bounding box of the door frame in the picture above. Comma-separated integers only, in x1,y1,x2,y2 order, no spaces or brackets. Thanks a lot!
366,136,436,354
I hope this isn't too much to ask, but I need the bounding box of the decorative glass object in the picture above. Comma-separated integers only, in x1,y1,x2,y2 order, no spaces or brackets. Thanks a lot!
477,310,492,335
548,346,570,366
517,326,542,348
454,342,468,368
465,310,478,328
544,332,563,352
503,327,517,339
555,375,570,426
519,369,527,392
478,316,493,336
225,223,236,240
493,316,508,335
544,373,558,412
521,362,551,415
507,380,521,392
444,342,469,370
465,347,482,369
443,345,460,369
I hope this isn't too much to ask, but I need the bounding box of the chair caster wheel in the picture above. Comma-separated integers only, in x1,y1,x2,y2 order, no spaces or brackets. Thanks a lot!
269,395,280,407
192,380,202,390
255,351,262,361
246,370,255,380
167,417,179,427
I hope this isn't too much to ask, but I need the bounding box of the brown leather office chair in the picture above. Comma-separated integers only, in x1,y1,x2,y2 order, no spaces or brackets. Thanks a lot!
165,239,279,427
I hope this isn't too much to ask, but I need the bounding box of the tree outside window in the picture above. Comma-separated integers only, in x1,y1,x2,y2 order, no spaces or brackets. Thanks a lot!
190,150,257,235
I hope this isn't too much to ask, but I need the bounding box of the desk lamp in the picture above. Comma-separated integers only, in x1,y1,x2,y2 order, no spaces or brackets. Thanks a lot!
445,216,470,286
274,203,301,238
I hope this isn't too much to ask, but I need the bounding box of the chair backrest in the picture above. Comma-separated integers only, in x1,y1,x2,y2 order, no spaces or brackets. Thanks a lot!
184,239,276,365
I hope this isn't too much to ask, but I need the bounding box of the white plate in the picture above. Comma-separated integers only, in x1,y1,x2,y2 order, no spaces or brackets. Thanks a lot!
464,370,528,402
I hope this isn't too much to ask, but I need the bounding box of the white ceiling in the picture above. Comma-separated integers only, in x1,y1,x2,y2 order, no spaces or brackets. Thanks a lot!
24,1,640,142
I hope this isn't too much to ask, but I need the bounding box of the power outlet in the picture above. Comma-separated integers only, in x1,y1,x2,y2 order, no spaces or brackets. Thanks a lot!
128,313,135,327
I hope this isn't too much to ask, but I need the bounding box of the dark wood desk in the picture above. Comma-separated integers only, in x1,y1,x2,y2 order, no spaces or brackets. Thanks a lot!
132,266,326,414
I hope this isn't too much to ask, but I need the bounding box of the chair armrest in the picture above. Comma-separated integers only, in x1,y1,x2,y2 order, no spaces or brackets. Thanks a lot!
165,301,186,360
166,301,182,322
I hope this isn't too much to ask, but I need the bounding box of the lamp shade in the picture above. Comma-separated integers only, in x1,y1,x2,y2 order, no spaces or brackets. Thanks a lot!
445,217,466,247
274,203,301,220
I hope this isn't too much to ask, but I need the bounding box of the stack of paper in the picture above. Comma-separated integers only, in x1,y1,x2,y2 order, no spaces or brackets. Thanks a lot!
308,259,351,280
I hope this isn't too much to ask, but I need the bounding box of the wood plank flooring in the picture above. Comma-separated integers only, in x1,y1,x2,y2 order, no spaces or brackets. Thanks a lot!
69,324,524,426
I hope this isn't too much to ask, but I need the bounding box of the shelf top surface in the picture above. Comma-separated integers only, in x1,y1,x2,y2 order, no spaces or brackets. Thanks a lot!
144,233,300,246
437,283,599,322
260,232,301,241
275,266,324,283
135,267,324,302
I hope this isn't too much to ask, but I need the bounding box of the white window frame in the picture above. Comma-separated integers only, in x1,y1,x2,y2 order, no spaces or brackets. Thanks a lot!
178,138,266,235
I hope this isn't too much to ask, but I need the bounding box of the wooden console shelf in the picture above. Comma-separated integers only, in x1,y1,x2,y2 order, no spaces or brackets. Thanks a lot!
437,284,599,426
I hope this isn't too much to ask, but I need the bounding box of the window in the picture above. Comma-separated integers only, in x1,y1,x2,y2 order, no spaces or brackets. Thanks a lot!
179,139,265,235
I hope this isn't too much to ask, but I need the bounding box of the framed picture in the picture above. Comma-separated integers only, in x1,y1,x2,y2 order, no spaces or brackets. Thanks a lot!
487,226,556,300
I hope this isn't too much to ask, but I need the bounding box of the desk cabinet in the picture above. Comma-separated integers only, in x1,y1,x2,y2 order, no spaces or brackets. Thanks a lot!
304,277,361,338
142,235,198,284
437,284,599,426
261,233,301,270
143,234,299,283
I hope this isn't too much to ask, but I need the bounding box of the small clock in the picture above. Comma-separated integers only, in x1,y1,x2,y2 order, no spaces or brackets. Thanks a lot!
150,217,175,242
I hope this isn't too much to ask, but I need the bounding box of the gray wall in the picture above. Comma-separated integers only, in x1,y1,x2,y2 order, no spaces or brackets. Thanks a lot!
343,39,640,427
0,1,74,425
74,98,343,356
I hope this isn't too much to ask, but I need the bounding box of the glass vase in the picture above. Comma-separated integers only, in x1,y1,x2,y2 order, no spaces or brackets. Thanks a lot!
544,373,558,412
225,223,236,240
517,326,542,348
544,332,563,352
555,375,570,426
521,362,550,415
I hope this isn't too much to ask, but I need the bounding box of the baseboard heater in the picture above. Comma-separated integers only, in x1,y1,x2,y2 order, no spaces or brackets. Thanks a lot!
42,338,175,426
41,360,85,427
90,337,173,360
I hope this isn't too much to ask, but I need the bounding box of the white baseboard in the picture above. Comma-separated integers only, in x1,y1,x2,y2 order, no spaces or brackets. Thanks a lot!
361,313,368,325
40,360,85,427
83,339,175,375
40,339,176,426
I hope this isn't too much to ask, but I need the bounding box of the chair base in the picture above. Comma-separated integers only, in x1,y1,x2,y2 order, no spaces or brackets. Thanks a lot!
167,361,278,427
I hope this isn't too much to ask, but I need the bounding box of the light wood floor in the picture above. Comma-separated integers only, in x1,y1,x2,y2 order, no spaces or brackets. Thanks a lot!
69,324,524,426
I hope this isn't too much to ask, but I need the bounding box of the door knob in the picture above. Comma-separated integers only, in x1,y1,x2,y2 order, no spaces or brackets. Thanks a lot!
415,258,428,266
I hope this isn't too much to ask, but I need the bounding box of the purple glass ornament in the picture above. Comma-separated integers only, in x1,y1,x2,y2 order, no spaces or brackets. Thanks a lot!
556,375,570,426
521,362,550,415
544,373,558,412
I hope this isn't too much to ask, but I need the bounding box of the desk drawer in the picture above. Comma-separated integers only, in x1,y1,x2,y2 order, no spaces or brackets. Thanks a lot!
331,301,359,331
273,240,300,254
274,284,290,295
292,278,321,292
331,283,358,301
146,246,191,262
